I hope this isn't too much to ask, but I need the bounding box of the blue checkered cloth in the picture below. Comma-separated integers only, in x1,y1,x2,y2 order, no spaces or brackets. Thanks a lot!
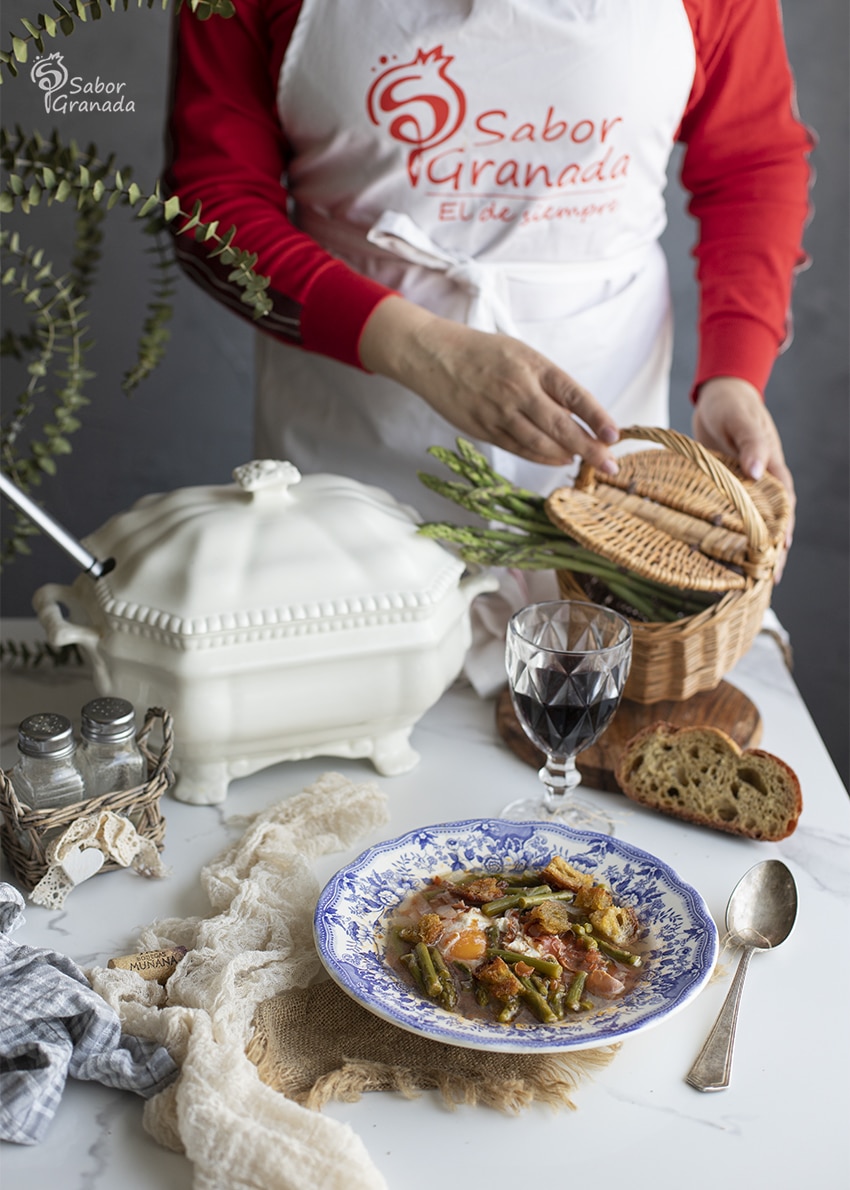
0,882,178,1145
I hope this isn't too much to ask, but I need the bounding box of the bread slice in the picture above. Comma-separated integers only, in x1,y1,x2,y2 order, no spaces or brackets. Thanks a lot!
615,722,802,840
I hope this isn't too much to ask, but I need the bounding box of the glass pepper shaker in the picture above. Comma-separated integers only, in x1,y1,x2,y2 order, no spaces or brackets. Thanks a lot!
77,697,147,799
10,712,87,818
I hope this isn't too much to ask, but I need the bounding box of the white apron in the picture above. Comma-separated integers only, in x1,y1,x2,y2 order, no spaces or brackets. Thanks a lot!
255,0,697,691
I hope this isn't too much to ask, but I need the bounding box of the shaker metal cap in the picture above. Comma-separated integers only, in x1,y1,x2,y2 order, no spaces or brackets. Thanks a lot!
81,697,136,742
18,712,76,756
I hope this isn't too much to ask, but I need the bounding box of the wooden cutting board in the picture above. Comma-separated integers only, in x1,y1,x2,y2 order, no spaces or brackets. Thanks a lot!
496,681,762,794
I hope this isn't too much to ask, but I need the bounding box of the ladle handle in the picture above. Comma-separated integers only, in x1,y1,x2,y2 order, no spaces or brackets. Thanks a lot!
686,945,754,1091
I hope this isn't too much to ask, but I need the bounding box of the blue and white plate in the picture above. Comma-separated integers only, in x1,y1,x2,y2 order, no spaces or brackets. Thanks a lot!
314,819,718,1052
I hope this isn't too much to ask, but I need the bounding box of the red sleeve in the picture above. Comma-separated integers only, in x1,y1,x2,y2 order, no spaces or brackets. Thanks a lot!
164,0,393,369
678,0,814,398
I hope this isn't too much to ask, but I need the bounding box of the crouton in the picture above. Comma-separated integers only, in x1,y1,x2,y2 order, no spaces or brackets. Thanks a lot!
524,899,575,935
588,903,640,946
416,913,443,944
457,877,506,905
474,956,523,1002
540,856,594,892
575,884,613,914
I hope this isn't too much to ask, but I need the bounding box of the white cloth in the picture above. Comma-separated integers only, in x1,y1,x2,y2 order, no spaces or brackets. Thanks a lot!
86,772,392,1190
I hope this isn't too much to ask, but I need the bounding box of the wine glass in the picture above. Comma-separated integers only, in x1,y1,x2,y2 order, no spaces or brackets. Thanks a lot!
502,600,632,832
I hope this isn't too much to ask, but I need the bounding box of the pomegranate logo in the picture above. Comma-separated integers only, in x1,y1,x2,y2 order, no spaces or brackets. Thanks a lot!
30,52,69,114
367,46,466,185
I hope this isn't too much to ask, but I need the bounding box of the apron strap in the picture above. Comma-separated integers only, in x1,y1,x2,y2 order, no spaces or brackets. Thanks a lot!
366,211,519,335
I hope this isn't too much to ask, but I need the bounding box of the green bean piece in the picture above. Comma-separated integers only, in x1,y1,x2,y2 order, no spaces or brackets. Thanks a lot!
452,961,475,989
549,989,567,1020
480,893,525,916
399,951,427,995
489,947,562,979
593,936,643,966
429,945,458,1009
518,975,558,1024
496,998,522,1024
516,889,576,908
565,970,588,1011
530,973,550,996
474,980,491,1008
449,870,488,887
501,870,547,887
414,941,443,998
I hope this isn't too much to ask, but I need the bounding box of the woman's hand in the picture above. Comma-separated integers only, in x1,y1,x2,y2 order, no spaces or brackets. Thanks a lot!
358,295,621,475
693,375,795,577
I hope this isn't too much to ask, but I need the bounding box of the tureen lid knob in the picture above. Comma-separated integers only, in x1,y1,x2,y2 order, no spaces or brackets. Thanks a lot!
232,460,302,495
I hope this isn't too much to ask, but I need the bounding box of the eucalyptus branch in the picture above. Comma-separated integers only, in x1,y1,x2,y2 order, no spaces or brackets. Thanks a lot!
0,141,272,319
0,0,236,83
0,231,91,564
122,227,178,392
0,637,86,669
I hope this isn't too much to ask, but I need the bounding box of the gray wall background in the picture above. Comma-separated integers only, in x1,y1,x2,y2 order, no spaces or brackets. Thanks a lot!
2,2,847,788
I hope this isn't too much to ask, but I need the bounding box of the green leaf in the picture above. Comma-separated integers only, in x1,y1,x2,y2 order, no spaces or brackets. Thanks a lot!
162,195,181,222
40,13,58,35
55,179,72,201
127,182,142,205
0,194,13,213
36,455,58,476
11,36,28,63
138,193,160,217
91,178,105,201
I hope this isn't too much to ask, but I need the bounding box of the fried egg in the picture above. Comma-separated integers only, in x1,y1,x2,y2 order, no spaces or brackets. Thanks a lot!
434,907,490,964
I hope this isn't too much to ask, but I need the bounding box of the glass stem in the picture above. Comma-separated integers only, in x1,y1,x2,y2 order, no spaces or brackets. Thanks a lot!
538,753,581,812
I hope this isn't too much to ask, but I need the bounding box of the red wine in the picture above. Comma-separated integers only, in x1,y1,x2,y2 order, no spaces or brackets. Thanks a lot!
512,690,621,756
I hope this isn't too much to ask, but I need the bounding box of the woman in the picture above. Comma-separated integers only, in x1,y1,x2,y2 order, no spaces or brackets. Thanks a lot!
165,0,811,641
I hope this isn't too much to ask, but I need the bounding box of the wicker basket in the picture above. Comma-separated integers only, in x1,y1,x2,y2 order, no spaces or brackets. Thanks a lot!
548,426,790,705
0,706,174,891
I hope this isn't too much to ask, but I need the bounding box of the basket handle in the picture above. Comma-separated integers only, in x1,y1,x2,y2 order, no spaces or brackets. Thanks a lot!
615,426,773,575
137,707,175,785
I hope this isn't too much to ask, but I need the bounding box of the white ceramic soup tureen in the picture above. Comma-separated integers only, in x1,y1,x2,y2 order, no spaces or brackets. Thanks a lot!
33,460,496,804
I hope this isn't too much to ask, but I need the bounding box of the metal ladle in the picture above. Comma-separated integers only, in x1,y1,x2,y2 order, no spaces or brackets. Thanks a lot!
686,858,798,1092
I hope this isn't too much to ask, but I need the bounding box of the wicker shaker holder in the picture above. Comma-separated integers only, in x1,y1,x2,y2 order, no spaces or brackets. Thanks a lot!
0,706,174,891
547,426,789,704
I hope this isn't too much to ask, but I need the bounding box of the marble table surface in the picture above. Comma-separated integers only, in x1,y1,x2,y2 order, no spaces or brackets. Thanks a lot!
1,619,849,1190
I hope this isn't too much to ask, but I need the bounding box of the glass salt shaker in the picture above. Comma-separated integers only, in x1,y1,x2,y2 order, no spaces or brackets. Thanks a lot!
11,712,87,813
77,697,147,798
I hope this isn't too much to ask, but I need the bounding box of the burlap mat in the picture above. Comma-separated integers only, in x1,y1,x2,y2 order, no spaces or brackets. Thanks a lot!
247,977,619,1114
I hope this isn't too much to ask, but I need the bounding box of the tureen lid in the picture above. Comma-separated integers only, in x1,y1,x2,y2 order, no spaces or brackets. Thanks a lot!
80,461,465,635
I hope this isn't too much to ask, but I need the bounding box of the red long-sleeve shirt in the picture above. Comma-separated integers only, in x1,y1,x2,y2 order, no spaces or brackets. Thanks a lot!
164,0,813,396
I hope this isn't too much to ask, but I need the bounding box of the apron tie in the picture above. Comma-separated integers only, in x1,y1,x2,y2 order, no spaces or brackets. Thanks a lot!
366,211,519,336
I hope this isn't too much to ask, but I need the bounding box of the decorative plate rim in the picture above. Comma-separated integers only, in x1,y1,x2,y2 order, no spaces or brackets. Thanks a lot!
314,819,719,1053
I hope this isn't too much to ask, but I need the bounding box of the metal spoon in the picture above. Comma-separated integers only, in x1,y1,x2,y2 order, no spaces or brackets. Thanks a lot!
686,859,798,1092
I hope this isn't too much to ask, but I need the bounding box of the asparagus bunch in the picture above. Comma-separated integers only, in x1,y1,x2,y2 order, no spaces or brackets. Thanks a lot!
417,439,718,623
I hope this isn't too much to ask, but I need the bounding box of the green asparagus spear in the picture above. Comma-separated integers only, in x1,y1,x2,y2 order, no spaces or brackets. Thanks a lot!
489,947,563,979
565,970,589,1012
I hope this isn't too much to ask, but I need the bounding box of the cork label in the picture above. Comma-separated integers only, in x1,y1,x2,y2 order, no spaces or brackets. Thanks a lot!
108,945,188,983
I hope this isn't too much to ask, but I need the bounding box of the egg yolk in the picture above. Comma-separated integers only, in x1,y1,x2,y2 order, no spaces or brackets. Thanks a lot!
438,919,488,962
